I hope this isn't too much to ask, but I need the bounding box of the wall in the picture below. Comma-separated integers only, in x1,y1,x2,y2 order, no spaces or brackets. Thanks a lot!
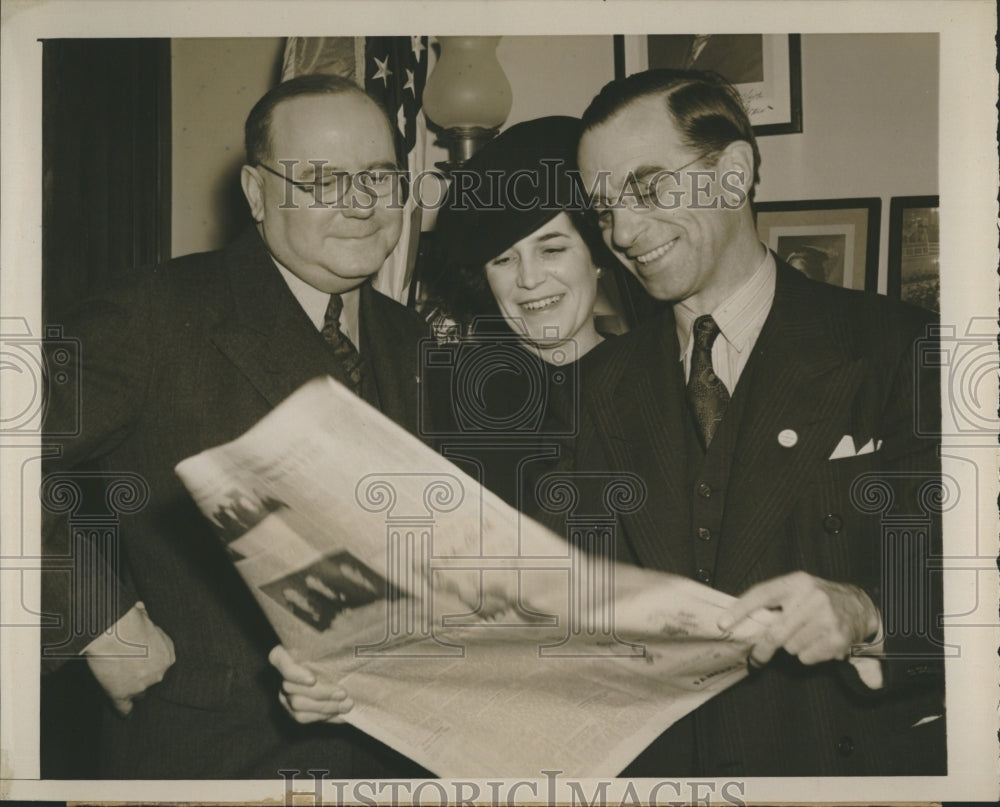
171,38,284,257
754,34,938,292
170,34,938,290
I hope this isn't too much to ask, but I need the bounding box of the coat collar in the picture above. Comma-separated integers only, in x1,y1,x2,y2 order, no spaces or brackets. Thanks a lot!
356,279,424,433
209,228,425,434
591,310,692,572
209,228,361,408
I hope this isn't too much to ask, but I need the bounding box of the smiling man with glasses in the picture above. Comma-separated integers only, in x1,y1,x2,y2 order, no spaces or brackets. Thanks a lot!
570,68,946,777
41,73,433,780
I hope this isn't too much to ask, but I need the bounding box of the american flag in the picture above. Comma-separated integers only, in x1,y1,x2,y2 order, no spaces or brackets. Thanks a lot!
365,36,429,304
365,36,428,176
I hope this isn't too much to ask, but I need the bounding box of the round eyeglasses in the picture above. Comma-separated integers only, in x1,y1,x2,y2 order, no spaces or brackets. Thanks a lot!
256,161,401,207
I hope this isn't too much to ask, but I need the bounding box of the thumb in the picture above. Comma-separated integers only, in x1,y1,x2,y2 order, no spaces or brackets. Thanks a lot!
718,580,782,632
268,645,316,686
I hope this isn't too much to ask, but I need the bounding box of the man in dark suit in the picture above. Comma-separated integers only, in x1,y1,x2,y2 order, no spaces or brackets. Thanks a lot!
573,69,945,776
42,74,429,778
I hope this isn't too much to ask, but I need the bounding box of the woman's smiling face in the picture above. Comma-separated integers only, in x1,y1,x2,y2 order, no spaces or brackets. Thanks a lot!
484,212,602,360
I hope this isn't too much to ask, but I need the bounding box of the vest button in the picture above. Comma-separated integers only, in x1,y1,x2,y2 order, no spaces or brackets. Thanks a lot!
836,735,855,756
697,527,712,541
696,568,712,584
697,483,713,498
823,513,844,535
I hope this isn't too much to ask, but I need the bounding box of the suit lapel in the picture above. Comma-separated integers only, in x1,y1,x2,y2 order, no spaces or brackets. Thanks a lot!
209,229,350,409
589,313,691,573
358,283,422,434
717,262,868,592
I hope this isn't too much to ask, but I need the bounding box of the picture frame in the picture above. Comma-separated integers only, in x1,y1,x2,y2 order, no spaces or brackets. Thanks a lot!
614,34,803,135
888,195,940,313
754,198,881,291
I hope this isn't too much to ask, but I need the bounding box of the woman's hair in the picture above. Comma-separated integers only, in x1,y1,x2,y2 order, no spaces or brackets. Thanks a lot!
424,115,613,328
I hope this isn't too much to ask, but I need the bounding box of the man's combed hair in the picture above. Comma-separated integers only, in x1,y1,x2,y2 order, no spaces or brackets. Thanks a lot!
581,69,761,202
244,73,390,166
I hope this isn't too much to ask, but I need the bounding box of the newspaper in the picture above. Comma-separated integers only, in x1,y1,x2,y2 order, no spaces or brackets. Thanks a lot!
174,376,769,777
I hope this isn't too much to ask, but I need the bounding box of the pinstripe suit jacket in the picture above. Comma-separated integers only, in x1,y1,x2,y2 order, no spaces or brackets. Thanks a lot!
41,228,432,778
571,260,946,776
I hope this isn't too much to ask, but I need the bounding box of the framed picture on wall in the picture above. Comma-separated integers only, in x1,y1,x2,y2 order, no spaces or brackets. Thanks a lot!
888,195,940,313
755,198,881,291
614,34,803,135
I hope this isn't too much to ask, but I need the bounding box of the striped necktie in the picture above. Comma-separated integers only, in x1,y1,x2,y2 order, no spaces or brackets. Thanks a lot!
686,314,730,448
321,293,365,396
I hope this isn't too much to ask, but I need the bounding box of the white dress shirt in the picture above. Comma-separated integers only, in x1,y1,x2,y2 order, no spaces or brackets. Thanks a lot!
272,258,362,350
674,247,776,391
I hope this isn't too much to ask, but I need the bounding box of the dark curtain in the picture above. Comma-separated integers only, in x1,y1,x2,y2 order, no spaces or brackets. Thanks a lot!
42,38,171,325
40,38,171,778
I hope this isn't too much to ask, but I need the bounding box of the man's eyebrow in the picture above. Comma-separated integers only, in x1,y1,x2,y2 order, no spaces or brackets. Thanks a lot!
631,165,677,182
297,163,348,178
586,167,668,203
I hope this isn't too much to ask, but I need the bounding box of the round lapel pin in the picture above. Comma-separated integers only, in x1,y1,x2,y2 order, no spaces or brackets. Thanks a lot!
777,428,798,448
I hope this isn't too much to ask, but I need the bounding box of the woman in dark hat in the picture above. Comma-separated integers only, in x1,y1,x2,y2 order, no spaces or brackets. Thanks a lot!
424,116,615,510
427,115,611,363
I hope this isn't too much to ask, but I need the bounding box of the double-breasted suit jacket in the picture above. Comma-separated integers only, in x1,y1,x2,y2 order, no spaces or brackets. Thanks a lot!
42,228,432,778
569,260,945,776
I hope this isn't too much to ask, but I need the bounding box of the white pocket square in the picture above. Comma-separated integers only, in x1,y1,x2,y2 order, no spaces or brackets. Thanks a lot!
828,434,856,460
828,435,883,460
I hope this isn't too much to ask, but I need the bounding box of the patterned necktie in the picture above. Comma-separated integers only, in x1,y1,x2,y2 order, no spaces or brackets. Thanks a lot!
321,293,365,396
686,314,730,448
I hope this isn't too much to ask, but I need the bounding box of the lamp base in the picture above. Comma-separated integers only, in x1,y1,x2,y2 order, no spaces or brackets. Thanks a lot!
434,126,500,174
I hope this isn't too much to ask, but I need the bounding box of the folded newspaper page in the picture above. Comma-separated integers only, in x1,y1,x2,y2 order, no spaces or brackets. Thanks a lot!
175,376,768,777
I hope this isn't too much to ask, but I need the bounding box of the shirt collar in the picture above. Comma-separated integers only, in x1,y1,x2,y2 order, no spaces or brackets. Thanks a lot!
675,247,776,359
272,257,331,330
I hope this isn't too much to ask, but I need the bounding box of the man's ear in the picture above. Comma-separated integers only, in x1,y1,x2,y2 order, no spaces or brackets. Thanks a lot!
240,165,266,223
718,140,754,195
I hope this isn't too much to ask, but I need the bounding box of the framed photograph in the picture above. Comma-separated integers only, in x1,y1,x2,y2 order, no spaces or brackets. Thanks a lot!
888,195,940,313
615,34,803,135
755,198,881,291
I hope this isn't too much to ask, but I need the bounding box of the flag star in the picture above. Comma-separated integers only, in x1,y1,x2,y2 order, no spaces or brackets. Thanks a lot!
403,68,416,96
397,104,408,136
411,36,425,61
372,55,393,87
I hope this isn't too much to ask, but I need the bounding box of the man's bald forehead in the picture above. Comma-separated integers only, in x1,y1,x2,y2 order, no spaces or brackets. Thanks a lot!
245,74,394,166
268,90,393,147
